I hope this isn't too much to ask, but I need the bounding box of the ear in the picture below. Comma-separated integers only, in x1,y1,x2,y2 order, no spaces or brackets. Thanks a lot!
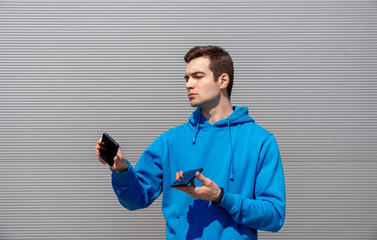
218,73,230,90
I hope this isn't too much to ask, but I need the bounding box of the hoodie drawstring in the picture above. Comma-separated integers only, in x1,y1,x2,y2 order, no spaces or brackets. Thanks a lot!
228,120,235,181
193,123,200,144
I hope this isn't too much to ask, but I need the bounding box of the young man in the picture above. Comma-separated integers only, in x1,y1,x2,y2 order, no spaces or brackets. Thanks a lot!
95,46,286,239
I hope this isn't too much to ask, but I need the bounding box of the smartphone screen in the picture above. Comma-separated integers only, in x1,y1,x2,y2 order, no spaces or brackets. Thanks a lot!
100,133,119,166
171,168,203,187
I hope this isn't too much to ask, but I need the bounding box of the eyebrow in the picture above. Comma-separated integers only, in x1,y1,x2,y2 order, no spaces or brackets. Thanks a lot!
184,71,206,79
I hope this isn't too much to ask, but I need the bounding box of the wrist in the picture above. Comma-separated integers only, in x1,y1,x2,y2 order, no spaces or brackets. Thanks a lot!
211,187,224,205
111,158,129,172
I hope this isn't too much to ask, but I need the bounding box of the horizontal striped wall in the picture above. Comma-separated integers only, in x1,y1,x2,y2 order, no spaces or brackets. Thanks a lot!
0,0,376,239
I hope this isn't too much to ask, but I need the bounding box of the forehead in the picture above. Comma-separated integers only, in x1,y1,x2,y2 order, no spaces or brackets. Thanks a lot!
186,56,211,74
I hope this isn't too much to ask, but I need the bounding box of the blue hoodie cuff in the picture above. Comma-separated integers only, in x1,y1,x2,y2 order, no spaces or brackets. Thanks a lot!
111,160,135,186
218,190,242,215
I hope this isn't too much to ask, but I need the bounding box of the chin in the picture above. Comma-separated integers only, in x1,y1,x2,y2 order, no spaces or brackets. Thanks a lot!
189,98,206,108
189,101,201,108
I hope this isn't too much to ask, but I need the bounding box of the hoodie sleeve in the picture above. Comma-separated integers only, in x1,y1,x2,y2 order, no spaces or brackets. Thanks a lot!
219,135,286,232
111,135,165,211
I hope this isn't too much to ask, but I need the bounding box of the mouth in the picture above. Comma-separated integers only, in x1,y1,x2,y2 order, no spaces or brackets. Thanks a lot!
188,93,197,99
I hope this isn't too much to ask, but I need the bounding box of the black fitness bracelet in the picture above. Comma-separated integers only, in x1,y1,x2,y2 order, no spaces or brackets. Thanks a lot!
212,187,224,205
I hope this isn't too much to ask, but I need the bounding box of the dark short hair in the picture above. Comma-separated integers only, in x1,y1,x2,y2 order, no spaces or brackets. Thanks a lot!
184,46,234,98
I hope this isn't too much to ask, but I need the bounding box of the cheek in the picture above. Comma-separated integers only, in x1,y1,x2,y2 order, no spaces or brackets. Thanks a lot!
204,82,221,95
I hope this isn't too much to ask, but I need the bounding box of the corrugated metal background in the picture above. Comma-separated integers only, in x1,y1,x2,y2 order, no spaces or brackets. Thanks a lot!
1,0,377,239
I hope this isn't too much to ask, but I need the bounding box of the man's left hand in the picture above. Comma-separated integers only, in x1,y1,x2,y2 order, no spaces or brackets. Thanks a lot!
173,171,221,202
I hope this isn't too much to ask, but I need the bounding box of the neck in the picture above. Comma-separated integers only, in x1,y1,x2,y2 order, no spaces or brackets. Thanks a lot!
201,98,233,124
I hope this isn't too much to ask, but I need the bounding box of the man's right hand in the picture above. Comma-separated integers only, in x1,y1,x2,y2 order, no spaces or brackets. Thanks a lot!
95,137,129,172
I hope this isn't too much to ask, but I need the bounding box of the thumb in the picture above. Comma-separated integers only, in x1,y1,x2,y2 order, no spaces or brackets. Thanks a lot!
196,172,210,185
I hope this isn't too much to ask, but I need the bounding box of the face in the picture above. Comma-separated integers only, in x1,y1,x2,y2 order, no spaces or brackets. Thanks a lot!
184,57,221,108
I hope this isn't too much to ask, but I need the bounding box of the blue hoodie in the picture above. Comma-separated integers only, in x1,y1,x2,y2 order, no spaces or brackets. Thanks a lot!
111,106,286,240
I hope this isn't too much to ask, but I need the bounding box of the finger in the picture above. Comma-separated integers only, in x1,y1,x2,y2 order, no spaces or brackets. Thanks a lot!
175,170,185,181
95,145,105,153
174,185,195,194
98,141,105,147
99,156,107,165
95,144,101,151
97,137,102,144
95,148,105,157
173,185,186,191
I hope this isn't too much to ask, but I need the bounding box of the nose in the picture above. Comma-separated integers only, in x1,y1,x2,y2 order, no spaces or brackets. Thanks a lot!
185,77,194,90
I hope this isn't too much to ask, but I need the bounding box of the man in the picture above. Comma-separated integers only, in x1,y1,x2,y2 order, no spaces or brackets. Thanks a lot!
95,46,286,239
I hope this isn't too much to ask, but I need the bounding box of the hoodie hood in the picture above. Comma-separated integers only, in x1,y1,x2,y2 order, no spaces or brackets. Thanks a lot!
189,106,255,127
188,106,255,181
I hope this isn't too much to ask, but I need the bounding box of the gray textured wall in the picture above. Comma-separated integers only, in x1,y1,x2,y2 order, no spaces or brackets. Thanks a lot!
1,0,377,239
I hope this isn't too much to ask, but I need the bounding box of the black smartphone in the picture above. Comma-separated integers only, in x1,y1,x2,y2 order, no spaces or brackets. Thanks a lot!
171,168,203,187
100,132,119,166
